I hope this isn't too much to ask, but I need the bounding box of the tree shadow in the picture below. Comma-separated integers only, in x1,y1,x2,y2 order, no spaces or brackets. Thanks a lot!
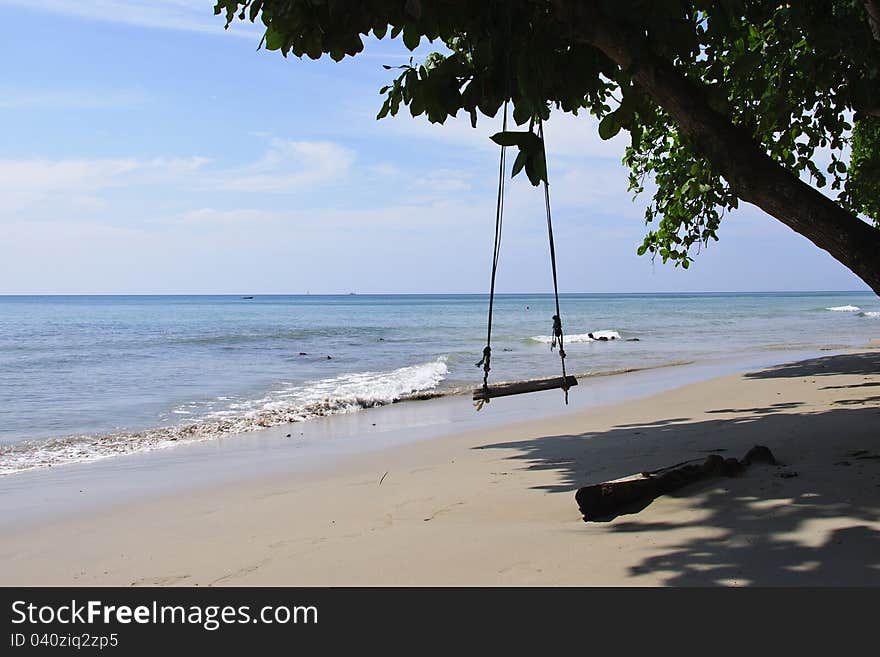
744,351,880,380
821,381,880,390
477,401,880,585
707,401,804,414
834,395,880,406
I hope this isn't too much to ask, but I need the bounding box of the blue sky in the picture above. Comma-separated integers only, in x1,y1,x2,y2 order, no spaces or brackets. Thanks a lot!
0,0,869,294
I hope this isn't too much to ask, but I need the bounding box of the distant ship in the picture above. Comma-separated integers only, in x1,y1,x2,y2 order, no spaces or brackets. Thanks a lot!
241,296,254,300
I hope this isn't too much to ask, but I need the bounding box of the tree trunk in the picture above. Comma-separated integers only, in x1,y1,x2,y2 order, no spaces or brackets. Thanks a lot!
560,3,880,295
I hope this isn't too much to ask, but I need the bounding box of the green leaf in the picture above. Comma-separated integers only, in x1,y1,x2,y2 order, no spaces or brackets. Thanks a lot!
490,131,529,147
531,148,547,185
598,114,621,140
511,150,527,177
402,25,421,51
264,27,284,51
522,147,546,186
512,102,531,126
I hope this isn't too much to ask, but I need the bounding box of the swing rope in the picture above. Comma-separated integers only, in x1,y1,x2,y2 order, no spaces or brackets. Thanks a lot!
475,100,509,394
538,118,570,404
476,111,570,406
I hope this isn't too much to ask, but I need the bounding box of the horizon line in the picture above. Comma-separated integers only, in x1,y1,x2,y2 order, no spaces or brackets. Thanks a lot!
0,290,871,297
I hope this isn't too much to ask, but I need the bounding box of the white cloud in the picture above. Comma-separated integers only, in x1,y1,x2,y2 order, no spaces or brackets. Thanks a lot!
217,139,356,193
0,192,501,293
0,158,137,213
0,137,356,216
172,195,492,233
0,0,258,37
0,156,210,214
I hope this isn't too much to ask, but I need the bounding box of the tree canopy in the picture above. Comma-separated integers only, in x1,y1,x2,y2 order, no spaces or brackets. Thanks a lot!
214,1,880,290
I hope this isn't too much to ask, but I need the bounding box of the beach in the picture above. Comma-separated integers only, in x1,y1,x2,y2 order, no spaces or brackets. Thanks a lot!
3,350,879,587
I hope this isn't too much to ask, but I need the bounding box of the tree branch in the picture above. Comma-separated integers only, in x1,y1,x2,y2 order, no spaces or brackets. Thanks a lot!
560,2,880,293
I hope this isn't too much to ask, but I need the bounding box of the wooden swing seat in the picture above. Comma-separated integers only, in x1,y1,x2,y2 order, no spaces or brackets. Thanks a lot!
472,375,578,402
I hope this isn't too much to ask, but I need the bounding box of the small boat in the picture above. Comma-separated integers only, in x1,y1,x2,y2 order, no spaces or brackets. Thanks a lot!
241,296,254,300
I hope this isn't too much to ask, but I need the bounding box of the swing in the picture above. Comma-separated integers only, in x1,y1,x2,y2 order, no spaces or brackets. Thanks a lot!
474,105,577,407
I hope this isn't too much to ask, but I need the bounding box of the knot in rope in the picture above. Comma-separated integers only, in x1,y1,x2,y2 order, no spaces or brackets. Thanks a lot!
474,345,493,410
476,345,492,376
550,314,563,351
550,314,569,401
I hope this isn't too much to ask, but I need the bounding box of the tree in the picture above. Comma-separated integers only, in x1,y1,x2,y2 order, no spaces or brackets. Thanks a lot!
215,1,880,292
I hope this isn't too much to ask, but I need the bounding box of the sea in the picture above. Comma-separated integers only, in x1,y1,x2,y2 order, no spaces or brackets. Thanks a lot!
1,291,877,475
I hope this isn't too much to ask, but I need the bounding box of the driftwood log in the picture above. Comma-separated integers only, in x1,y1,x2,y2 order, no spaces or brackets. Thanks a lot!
473,375,578,402
575,445,778,522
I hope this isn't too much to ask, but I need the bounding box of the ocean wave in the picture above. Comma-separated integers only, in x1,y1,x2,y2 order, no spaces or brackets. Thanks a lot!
859,311,880,318
826,305,861,312
0,358,448,476
530,330,622,344
174,327,388,346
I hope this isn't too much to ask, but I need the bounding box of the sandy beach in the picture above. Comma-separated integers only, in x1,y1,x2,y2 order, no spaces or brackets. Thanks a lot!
2,351,879,586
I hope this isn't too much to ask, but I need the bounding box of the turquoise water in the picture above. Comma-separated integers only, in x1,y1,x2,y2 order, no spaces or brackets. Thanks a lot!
0,292,877,474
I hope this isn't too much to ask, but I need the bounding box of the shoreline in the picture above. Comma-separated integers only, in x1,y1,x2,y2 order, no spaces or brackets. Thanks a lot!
2,349,880,585
0,344,847,480
0,356,697,478
0,346,846,526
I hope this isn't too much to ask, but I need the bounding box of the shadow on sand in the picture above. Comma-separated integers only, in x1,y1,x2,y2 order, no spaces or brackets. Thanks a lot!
743,351,880,380
477,353,880,585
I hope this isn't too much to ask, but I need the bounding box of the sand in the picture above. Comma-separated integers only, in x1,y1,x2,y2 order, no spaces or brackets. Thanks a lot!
2,351,880,586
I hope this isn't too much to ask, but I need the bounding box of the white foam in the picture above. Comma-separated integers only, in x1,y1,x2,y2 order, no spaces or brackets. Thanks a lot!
587,330,622,341
0,358,449,476
860,311,880,318
530,330,622,344
826,305,861,312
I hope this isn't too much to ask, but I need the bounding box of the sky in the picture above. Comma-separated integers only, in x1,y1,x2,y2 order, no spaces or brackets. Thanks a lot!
0,0,870,294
